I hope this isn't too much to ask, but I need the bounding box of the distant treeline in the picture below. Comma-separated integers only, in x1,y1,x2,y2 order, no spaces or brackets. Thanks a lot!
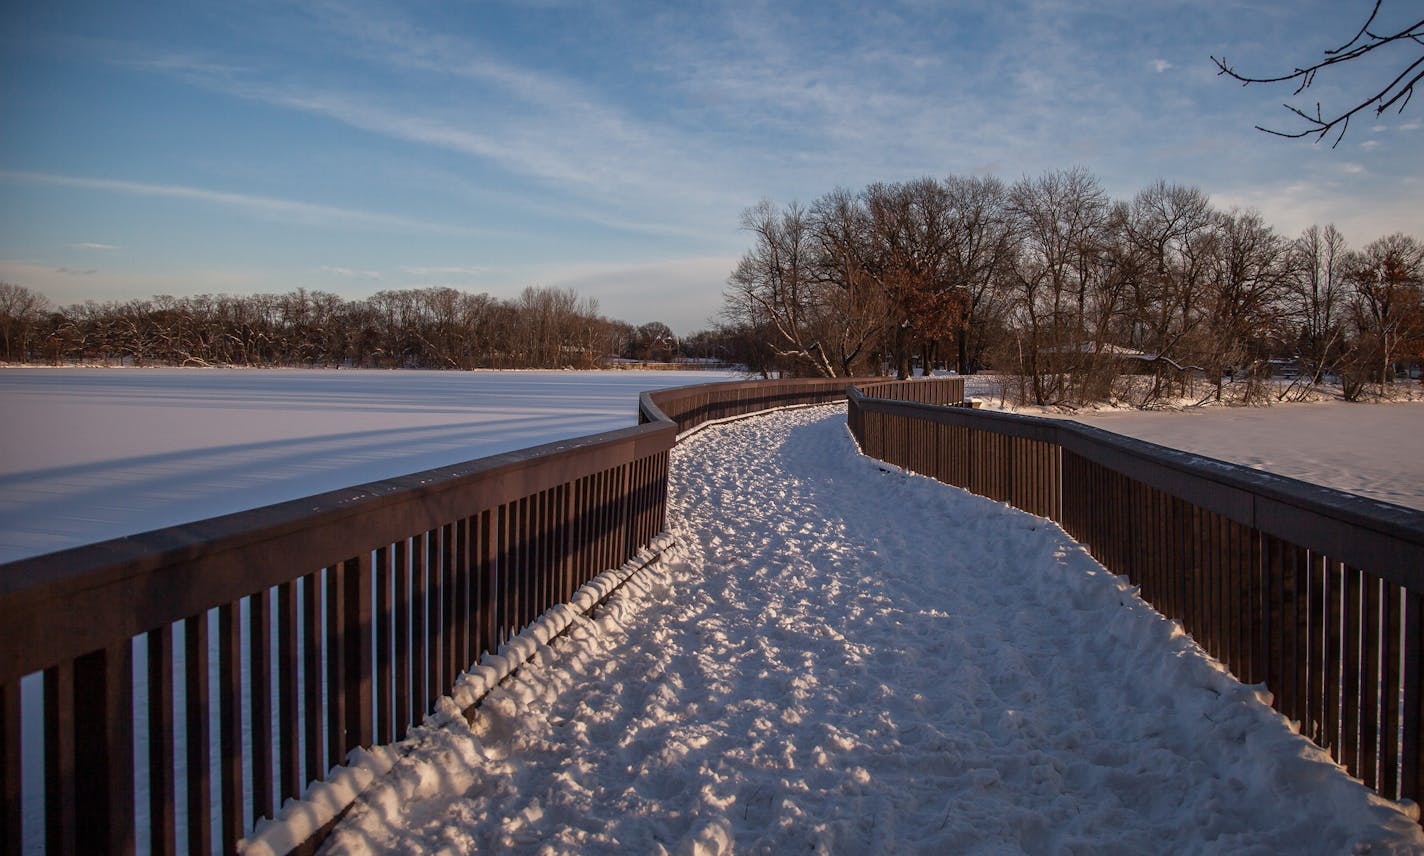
724,169,1424,404
0,284,739,371
5,167,1422,404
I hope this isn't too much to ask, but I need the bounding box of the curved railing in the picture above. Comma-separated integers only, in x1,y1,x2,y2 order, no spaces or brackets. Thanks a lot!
638,375,967,437
847,385,1424,809
0,374,922,856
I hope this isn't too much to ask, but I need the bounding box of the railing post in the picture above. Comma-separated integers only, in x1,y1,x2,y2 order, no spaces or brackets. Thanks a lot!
184,613,211,855
278,579,302,803
325,564,346,770
44,661,76,855
219,601,244,850
343,553,374,756
75,642,135,855
2,680,20,856
1402,589,1423,804
302,571,324,785
250,589,274,824
147,625,176,856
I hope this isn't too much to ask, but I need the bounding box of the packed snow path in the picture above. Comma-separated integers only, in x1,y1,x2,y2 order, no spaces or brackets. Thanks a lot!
321,406,1422,854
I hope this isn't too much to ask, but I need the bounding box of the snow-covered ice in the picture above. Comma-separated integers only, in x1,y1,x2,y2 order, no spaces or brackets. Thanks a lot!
0,368,739,563
317,405,1423,854
1063,401,1424,512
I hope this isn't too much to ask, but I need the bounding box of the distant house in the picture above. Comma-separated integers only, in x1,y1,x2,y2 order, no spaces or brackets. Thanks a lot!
1041,342,1189,375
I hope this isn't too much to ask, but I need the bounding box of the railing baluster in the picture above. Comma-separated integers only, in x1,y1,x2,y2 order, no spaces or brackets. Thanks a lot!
376,545,393,745
413,532,431,721
1,679,19,856
278,579,301,802
325,563,346,770
394,538,411,740
343,553,373,756
519,495,535,630
1324,559,1343,762
68,642,135,855
423,530,441,714
496,505,512,646
302,571,324,785
1342,565,1364,777
250,588,273,825
1306,553,1327,747
219,600,243,848
1285,543,1308,729
44,660,77,855
452,521,469,681
184,613,211,856
1383,581,1404,798
1402,587,1424,804
147,625,176,856
440,524,456,697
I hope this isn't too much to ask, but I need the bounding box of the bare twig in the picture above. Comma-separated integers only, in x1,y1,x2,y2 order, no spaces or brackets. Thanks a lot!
1212,5,1424,146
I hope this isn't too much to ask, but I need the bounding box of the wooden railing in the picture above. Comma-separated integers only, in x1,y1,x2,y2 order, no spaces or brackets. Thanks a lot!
0,375,890,855
0,424,675,856
638,376,873,434
848,386,1424,809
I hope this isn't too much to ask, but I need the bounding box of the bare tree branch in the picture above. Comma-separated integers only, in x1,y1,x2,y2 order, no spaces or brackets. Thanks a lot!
1212,3,1424,146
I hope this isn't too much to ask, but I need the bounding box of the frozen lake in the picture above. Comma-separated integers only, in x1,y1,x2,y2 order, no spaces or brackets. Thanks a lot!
3,369,1420,564
0,368,742,563
1063,400,1424,512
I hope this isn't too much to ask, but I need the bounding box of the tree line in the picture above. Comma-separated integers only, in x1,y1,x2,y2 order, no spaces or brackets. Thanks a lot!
4,169,1420,405
0,284,702,371
722,169,1424,405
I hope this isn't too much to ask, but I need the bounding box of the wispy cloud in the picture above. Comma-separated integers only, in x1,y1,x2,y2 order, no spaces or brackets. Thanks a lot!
320,266,382,279
0,170,480,235
402,265,485,277
124,17,739,211
65,242,119,250
1151,59,1172,73
55,267,97,276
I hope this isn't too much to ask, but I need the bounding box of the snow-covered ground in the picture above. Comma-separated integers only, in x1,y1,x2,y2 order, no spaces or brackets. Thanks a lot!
0,367,741,563
1059,402,1424,512
956,374,1424,512
317,406,1422,854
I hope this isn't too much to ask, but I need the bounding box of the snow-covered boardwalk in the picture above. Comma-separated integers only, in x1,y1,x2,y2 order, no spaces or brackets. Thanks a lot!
321,406,1422,853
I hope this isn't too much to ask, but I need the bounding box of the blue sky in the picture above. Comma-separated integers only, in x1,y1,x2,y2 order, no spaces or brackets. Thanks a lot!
2,1,1420,335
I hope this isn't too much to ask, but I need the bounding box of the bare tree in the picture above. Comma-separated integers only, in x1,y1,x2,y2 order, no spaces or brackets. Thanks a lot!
941,175,1016,376
1200,210,1294,402
1119,181,1217,404
1344,233,1424,394
1213,1,1424,146
1289,224,1351,383
725,201,840,377
0,282,51,362
860,179,963,379
807,188,894,377
1003,168,1114,405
